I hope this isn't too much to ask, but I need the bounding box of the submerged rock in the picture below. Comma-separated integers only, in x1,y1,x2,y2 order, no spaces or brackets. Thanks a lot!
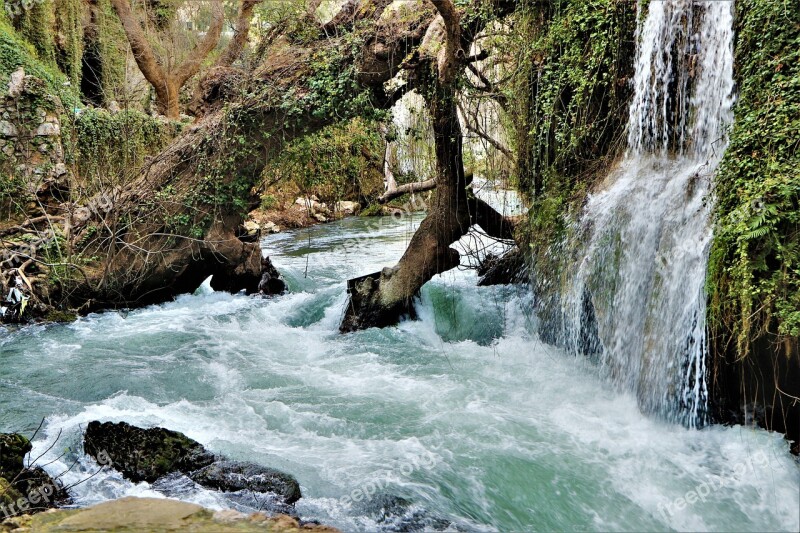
354,493,453,532
83,421,215,483
189,460,302,504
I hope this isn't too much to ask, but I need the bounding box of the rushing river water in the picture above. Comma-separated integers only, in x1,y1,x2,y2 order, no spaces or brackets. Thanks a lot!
1,215,798,532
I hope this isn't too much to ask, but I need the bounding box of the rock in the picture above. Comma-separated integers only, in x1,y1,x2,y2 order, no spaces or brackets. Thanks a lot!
0,497,341,532
353,493,452,532
35,122,60,137
262,221,280,234
8,68,24,98
295,197,331,217
189,460,302,504
257,256,287,296
70,206,92,227
243,219,260,236
107,101,121,114
0,120,17,137
0,434,69,514
334,201,361,215
0,433,30,477
83,421,215,483
53,163,67,177
313,213,327,223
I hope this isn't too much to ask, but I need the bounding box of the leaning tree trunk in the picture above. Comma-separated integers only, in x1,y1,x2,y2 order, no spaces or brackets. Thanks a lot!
340,0,517,332
56,1,436,313
341,80,471,331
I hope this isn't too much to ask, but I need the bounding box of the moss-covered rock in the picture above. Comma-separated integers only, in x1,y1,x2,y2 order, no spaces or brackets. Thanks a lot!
83,421,215,484
0,433,31,479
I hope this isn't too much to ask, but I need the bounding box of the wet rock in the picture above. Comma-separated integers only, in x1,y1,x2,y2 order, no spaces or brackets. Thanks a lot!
477,248,526,286
0,433,30,477
189,460,302,505
355,494,453,532
334,201,361,215
0,433,69,514
83,421,215,483
258,256,287,296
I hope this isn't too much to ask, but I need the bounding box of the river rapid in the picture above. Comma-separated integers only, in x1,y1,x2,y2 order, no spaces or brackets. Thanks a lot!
1,215,798,531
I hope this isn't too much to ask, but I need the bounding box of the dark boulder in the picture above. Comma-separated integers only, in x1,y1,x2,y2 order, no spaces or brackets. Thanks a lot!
257,256,287,296
83,421,215,483
189,460,301,504
477,248,526,286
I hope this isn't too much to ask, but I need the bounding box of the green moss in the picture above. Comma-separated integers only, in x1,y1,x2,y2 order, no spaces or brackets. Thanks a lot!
708,0,800,353
261,117,385,206
43,309,78,322
53,0,84,86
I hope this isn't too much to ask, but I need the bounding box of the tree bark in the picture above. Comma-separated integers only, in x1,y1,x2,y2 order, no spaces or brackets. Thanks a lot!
111,0,224,118
217,0,262,68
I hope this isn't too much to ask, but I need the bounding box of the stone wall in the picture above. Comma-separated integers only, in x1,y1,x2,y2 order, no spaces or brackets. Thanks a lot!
0,68,68,195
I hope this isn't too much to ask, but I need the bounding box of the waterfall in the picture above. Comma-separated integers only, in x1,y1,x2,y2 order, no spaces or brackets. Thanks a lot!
557,0,735,426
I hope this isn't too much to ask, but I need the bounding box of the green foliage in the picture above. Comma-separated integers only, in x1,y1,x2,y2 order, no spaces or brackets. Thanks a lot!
262,117,385,205
93,0,128,103
10,0,55,64
70,108,179,193
53,0,84,86
0,11,78,108
510,0,635,258
284,29,389,124
708,0,800,351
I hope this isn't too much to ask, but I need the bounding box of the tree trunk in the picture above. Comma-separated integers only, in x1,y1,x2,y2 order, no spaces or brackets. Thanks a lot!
154,79,180,119
341,1,500,332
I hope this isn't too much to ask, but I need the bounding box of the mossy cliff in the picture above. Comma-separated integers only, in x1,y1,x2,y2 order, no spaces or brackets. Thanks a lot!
707,0,800,450
508,0,637,267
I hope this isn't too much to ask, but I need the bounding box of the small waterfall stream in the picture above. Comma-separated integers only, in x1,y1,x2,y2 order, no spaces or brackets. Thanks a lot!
557,0,735,426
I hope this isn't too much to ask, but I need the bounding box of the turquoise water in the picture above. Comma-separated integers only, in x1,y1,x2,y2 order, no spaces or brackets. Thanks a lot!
1,216,798,532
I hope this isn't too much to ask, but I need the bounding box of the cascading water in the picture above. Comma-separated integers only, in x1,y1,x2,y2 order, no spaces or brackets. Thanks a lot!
558,0,735,426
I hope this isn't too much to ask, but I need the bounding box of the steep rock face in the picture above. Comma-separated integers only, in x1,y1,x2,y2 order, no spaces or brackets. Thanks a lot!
83,421,215,483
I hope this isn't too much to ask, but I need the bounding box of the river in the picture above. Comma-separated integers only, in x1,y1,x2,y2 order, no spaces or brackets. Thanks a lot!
1,215,798,532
